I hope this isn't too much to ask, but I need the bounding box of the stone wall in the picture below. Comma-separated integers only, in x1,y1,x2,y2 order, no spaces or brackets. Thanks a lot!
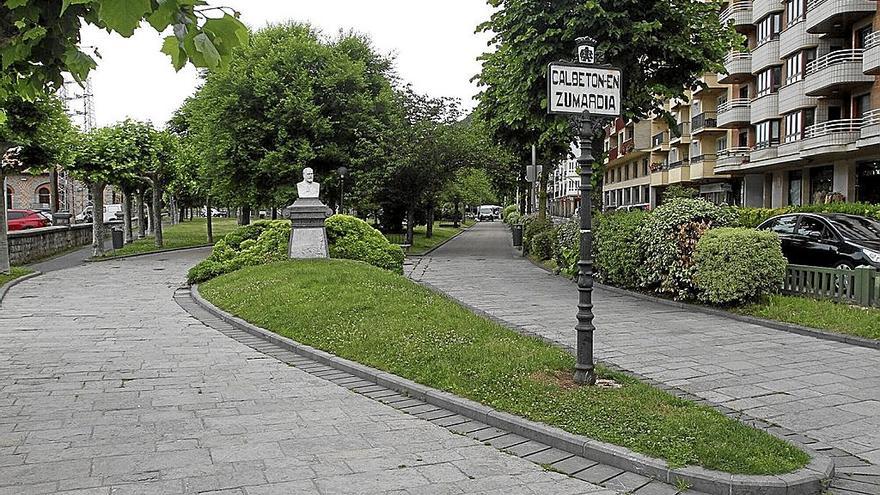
7,224,94,265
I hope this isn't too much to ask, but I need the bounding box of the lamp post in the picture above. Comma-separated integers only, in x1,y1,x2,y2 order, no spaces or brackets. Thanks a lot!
337,166,348,213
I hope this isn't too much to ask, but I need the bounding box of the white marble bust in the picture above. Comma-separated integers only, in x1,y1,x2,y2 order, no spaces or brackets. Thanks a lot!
297,167,320,198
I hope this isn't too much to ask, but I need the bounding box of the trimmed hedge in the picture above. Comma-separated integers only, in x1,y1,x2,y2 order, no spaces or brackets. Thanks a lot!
595,210,649,288
325,215,405,274
638,198,737,300
693,228,787,305
502,204,519,222
737,202,880,228
554,217,579,277
531,229,555,261
521,214,554,255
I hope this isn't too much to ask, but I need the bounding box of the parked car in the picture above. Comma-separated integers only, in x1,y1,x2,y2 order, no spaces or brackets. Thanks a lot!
477,205,502,221
7,209,50,230
74,204,124,224
757,213,880,270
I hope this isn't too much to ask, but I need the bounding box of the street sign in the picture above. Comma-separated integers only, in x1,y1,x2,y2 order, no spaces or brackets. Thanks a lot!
525,165,542,183
547,62,622,117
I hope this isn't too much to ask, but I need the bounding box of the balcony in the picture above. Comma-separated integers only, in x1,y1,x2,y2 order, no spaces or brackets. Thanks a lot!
751,39,780,74
779,20,821,59
716,148,751,171
751,141,779,162
650,164,669,186
667,160,691,183
607,147,619,162
804,49,873,96
750,93,779,124
859,109,880,147
650,131,669,151
752,0,784,24
690,154,719,180
717,99,751,127
864,31,880,75
691,112,723,134
719,52,752,84
805,0,876,35
802,118,862,156
721,1,753,31
620,138,635,157
778,80,818,114
670,122,691,144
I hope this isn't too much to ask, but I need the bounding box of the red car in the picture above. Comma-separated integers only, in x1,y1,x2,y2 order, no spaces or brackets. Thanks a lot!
7,209,50,231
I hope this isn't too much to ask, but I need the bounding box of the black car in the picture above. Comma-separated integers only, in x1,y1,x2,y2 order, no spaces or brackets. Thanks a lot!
757,213,880,269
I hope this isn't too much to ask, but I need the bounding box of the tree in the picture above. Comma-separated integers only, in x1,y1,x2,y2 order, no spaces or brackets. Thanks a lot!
474,0,738,216
1,1,249,121
0,94,74,273
440,168,498,227
184,23,399,222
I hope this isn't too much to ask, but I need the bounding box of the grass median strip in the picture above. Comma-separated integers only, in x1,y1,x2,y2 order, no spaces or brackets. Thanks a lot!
200,259,809,475
101,218,238,258
735,294,880,341
0,267,33,286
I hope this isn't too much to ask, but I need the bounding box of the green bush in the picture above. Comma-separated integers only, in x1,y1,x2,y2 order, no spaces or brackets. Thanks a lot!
737,207,782,228
737,201,880,228
595,210,649,288
506,211,521,225
531,229,555,260
554,217,579,277
693,228,787,305
638,198,737,300
522,214,553,254
663,184,699,201
326,214,405,274
188,220,290,284
502,204,519,222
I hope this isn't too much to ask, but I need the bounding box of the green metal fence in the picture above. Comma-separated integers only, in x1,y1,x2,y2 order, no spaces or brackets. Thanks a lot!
782,264,879,307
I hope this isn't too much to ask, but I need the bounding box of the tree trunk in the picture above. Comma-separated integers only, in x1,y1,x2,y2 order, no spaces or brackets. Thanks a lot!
49,167,59,213
206,195,214,244
405,206,415,246
239,205,251,225
178,201,185,223
123,190,133,244
453,201,461,228
0,174,11,274
426,205,434,239
538,159,551,221
271,207,277,220
91,181,106,257
136,189,147,238
151,175,163,248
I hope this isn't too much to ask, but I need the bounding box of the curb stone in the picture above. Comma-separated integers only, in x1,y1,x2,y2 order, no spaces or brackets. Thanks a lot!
0,270,41,305
86,244,213,263
520,247,880,351
188,284,833,495
406,222,476,258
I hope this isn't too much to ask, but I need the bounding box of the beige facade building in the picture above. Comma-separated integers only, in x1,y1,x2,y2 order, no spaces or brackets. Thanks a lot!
602,0,880,209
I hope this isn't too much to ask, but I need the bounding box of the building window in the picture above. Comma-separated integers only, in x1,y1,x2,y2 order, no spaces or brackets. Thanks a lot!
36,185,50,206
642,159,649,176
755,120,780,148
785,0,805,25
757,13,781,45
809,165,834,203
5,187,12,209
783,112,801,143
857,161,880,203
856,26,872,49
854,93,871,118
716,135,728,152
784,52,803,84
756,67,781,97
624,164,630,181
788,170,802,206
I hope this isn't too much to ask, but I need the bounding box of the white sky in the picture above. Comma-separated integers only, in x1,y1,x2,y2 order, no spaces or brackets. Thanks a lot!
80,1,495,128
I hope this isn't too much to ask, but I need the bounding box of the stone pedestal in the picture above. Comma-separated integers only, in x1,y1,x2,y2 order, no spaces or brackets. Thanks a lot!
286,198,332,259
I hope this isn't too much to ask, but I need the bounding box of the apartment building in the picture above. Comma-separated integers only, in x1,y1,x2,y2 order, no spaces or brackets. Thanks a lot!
548,155,581,217
602,0,880,210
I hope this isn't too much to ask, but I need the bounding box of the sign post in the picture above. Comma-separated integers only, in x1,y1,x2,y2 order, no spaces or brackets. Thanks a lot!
547,37,621,386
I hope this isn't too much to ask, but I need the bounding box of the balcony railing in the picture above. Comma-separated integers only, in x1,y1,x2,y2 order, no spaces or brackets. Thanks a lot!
862,108,880,126
620,138,635,155
690,153,717,163
867,31,880,50
752,139,780,150
691,112,719,131
608,147,619,161
805,118,863,139
667,159,690,169
718,98,750,113
650,162,666,173
806,49,864,76
651,131,667,148
671,122,690,138
720,1,753,24
724,51,752,65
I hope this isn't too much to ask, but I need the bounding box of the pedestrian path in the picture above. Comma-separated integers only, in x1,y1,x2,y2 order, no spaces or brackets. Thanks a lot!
408,223,880,471
0,250,607,494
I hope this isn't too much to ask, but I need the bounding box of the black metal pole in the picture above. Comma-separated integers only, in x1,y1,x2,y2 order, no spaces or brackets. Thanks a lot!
573,110,596,386
339,177,344,213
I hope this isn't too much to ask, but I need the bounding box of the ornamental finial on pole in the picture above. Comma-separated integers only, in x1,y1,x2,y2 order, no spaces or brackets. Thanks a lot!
575,37,597,64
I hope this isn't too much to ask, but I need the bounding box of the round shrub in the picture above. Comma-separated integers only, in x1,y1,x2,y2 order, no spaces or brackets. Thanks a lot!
554,217,579,277
638,198,737,300
502,204,519,222
522,215,553,254
188,220,290,284
531,230,554,260
326,214,404,274
506,211,521,225
693,228,787,305
595,210,649,288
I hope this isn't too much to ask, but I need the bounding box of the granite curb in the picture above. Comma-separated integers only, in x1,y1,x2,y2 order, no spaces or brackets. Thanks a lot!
190,284,833,495
520,248,880,351
0,270,41,305
86,244,213,263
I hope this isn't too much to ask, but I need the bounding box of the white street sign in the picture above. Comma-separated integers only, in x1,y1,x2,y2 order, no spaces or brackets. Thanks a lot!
547,62,622,117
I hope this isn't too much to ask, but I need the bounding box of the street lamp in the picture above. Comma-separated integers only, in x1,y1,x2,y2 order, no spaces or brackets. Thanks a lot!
337,166,348,213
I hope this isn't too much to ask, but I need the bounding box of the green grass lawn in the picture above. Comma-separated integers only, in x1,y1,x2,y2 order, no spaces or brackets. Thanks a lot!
201,259,809,475
100,218,238,258
0,267,33,286
735,295,880,340
388,221,473,255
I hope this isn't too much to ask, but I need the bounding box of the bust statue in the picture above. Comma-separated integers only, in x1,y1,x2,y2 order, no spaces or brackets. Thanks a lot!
297,167,320,199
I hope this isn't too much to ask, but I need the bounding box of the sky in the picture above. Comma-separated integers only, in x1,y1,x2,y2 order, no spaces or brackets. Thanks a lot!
78,1,496,128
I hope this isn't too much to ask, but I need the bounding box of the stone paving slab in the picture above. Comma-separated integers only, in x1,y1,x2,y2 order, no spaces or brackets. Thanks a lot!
408,223,880,491
0,251,607,494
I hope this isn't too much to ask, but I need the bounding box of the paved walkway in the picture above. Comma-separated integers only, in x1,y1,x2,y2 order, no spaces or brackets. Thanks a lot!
0,250,606,494
408,222,880,466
